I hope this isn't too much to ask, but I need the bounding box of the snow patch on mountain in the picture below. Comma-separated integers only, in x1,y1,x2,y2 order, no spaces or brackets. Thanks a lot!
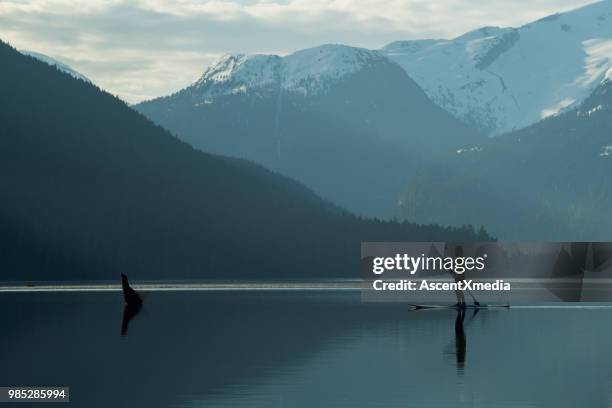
190,45,387,100
600,145,612,157
456,146,483,154
584,104,604,116
580,38,612,86
541,97,576,119
21,50,90,83
382,1,612,136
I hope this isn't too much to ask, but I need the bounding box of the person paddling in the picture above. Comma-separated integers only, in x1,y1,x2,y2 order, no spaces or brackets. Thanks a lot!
449,245,480,308
120,274,142,335
121,274,142,306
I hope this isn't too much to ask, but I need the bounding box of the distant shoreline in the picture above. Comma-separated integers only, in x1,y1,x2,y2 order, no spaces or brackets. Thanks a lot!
4,277,612,293
0,281,362,292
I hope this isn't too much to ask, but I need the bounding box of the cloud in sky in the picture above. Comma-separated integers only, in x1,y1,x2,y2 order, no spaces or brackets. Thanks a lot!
0,0,599,102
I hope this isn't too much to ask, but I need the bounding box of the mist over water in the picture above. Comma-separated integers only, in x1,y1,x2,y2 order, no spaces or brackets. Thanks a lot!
2,291,612,407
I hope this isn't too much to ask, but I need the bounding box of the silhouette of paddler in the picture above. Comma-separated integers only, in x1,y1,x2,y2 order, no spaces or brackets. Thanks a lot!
121,274,142,306
120,274,142,336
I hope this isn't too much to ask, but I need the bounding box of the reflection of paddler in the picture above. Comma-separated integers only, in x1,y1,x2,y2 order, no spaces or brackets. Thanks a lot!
454,309,466,369
444,306,482,375
448,246,480,308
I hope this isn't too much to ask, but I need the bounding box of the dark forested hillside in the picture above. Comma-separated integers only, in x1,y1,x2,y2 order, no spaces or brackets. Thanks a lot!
0,41,486,282
400,78,612,240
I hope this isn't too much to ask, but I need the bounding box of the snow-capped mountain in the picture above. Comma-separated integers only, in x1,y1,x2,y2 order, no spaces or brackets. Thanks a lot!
136,44,481,217
187,45,392,100
382,0,612,136
21,50,90,83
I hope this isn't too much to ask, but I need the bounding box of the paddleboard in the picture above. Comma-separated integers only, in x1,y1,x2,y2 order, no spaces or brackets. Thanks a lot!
409,303,510,310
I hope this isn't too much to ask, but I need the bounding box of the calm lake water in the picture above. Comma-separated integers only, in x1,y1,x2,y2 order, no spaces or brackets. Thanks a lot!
1,291,612,407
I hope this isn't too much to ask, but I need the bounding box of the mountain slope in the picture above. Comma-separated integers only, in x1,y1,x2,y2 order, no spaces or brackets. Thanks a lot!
0,40,485,282
383,1,612,136
399,74,612,240
135,45,482,218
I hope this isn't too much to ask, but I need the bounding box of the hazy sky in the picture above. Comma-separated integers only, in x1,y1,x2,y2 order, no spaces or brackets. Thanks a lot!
0,0,599,102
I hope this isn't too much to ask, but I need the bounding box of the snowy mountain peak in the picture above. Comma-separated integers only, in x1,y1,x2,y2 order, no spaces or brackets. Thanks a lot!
190,44,388,99
382,0,612,136
282,44,386,94
21,50,90,83
195,53,281,90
